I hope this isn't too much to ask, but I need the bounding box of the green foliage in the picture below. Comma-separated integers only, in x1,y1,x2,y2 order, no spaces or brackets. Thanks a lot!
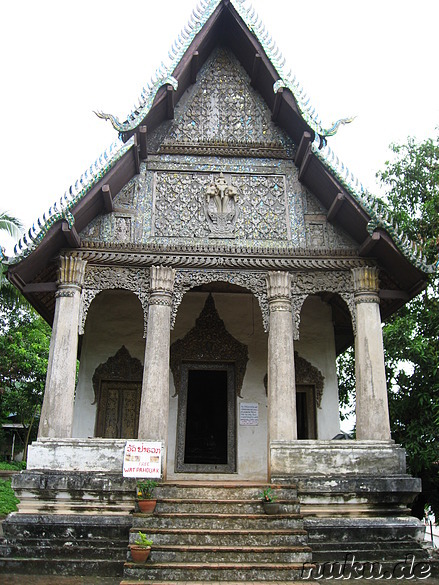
0,461,26,471
134,531,153,547
259,487,277,503
136,479,158,499
0,301,51,459
0,479,19,515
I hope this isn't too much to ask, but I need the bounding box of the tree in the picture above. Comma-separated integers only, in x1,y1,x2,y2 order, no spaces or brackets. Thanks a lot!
0,211,24,306
378,134,439,518
338,133,439,518
0,301,51,461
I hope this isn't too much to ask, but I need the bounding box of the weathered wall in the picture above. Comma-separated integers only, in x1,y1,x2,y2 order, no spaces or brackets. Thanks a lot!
295,295,341,440
72,289,145,437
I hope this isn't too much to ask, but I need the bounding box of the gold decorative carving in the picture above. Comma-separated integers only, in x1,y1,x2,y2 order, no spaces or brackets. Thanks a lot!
352,266,380,304
58,256,87,288
170,294,248,398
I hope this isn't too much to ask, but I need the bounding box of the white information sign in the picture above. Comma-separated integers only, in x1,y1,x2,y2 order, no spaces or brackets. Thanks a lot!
239,402,259,426
123,441,162,478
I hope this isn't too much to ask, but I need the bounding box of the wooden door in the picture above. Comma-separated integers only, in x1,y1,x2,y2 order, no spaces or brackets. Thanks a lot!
95,381,141,438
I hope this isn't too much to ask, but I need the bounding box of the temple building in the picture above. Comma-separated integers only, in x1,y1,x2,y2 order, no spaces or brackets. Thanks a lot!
2,0,436,579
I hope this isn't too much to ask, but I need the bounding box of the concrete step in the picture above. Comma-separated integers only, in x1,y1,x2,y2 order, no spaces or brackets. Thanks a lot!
0,557,124,576
131,512,303,531
2,542,127,560
135,544,312,564
123,561,314,581
129,527,308,546
151,498,300,515
153,483,297,500
2,513,132,541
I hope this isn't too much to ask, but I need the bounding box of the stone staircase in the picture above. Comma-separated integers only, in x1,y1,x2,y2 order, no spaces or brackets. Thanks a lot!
121,482,313,583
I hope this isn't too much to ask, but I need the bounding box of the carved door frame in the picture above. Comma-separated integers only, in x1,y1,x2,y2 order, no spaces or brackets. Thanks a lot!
175,362,236,474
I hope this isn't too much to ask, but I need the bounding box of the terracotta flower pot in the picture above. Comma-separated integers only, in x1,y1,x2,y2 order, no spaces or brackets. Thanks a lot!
138,499,157,514
263,502,281,515
130,545,151,563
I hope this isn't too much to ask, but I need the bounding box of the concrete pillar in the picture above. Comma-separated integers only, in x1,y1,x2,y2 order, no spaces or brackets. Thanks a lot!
38,256,87,438
266,271,297,442
353,266,391,440
138,266,176,470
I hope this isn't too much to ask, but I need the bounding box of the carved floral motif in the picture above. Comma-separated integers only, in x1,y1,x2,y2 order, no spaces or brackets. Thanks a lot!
79,266,150,336
172,269,269,332
291,271,356,337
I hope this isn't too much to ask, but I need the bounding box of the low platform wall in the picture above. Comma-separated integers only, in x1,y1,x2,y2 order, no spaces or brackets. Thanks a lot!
270,439,407,477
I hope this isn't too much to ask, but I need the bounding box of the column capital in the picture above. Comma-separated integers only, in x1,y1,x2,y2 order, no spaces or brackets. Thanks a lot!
266,271,291,312
57,256,87,289
352,266,379,304
150,266,176,306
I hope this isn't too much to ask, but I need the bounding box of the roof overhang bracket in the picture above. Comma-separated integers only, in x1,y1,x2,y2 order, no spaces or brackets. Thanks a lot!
359,231,381,256
23,282,58,294
139,126,148,160
250,53,261,87
327,193,346,223
167,85,175,120
271,87,283,123
295,132,312,168
102,184,114,213
379,289,410,301
133,134,140,174
190,51,199,84
62,221,81,248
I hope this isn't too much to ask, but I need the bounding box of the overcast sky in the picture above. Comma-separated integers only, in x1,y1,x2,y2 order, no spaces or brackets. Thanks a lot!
1,0,438,255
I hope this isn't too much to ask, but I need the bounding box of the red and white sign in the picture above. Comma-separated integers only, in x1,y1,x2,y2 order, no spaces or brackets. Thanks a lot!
123,441,162,478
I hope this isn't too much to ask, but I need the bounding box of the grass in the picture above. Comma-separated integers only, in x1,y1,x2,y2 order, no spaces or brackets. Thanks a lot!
0,479,19,515
0,461,26,471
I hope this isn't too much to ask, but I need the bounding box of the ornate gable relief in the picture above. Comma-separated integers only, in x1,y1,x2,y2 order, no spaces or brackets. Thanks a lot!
79,265,150,336
79,168,151,245
291,271,356,338
153,171,289,240
303,191,357,250
170,294,249,398
172,269,269,332
161,48,293,152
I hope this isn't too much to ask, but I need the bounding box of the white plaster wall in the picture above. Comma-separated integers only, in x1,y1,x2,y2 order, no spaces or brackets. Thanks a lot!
72,290,145,437
295,295,341,439
167,292,269,481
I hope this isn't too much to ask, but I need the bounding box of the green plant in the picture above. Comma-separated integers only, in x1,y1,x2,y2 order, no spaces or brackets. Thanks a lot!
0,461,26,471
0,479,19,515
259,487,277,503
136,479,158,500
134,531,153,548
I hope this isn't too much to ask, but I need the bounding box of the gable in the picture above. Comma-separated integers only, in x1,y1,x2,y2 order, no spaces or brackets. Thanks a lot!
158,48,293,152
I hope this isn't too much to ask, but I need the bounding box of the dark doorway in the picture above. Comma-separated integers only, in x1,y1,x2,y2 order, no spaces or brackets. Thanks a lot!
184,369,228,464
296,385,317,439
176,362,236,473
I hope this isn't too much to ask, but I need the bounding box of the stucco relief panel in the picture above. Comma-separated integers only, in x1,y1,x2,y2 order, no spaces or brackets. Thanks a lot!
172,269,269,332
291,271,356,338
79,266,150,336
153,171,289,241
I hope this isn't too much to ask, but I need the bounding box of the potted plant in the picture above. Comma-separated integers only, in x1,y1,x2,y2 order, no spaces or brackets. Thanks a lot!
136,479,158,513
259,486,281,515
130,531,153,563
